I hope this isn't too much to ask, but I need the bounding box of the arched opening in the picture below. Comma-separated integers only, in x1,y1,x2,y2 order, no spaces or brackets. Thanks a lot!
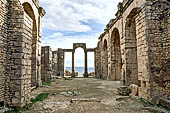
87,52,95,77
124,8,139,85
74,48,85,77
103,39,107,51
111,28,122,81
23,3,38,87
64,52,72,77
102,39,108,79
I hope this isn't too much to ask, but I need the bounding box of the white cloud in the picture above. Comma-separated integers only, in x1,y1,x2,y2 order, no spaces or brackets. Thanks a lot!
42,33,99,50
40,0,122,67
40,0,122,32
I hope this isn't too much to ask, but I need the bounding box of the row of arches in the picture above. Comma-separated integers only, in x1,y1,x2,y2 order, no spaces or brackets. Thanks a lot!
101,8,139,85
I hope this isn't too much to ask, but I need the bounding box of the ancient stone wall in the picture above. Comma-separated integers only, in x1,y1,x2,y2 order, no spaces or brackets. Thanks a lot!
144,0,170,98
102,39,109,79
52,51,58,76
95,42,102,78
0,0,8,103
96,0,170,100
0,0,45,107
4,0,32,106
41,46,52,82
57,48,65,77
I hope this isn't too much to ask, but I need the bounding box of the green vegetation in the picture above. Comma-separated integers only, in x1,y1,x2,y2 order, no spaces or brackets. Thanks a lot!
139,98,152,107
5,93,49,113
42,82,51,86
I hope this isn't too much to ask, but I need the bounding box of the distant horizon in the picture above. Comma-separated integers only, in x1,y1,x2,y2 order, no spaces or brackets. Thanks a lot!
66,66,94,68
66,67,94,75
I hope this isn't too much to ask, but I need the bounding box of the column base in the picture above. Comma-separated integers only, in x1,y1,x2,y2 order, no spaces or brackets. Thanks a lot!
71,73,76,78
83,73,88,78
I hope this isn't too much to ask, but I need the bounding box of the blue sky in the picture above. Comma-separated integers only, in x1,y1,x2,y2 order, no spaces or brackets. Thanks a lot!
40,0,122,67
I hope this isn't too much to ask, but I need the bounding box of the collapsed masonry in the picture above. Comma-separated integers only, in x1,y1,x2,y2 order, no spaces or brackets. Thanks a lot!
95,0,170,100
0,0,45,107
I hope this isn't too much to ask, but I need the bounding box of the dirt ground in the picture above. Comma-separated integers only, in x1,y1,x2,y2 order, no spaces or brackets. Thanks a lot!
19,78,169,113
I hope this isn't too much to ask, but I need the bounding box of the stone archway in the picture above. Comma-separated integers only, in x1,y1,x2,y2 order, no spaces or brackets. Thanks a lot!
124,8,139,85
23,2,38,87
72,43,88,78
110,28,122,81
102,39,108,79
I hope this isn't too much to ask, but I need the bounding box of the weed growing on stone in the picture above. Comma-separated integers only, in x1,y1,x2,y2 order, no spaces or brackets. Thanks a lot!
42,82,51,86
5,93,49,113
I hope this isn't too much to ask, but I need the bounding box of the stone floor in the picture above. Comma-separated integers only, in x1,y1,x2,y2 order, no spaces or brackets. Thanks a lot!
13,78,170,113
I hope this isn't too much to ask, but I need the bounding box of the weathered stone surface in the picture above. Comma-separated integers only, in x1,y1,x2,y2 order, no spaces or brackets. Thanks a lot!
159,97,170,108
148,95,162,105
117,86,131,96
129,84,139,96
95,0,170,100
0,0,45,107
71,98,101,103
41,46,52,82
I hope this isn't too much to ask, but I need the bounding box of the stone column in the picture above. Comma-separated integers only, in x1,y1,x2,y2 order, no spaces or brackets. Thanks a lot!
84,51,88,78
72,51,75,78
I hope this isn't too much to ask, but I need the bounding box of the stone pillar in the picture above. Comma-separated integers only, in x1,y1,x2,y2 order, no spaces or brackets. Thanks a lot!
52,51,58,76
72,51,75,78
84,51,88,78
57,48,64,77
41,46,52,83
94,50,96,75
95,42,102,79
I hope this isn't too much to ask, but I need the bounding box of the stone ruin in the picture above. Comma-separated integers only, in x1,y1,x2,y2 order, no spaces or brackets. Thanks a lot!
51,43,96,78
0,0,169,108
0,0,45,107
41,46,52,82
95,0,170,100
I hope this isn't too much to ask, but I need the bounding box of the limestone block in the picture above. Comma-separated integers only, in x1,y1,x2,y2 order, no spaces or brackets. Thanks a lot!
159,97,170,108
117,86,131,96
129,84,139,96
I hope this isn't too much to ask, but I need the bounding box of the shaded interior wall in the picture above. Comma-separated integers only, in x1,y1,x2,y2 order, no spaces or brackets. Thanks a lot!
110,29,122,81
5,0,32,106
41,46,52,82
0,0,8,103
146,1,170,98
52,51,58,76
102,39,108,79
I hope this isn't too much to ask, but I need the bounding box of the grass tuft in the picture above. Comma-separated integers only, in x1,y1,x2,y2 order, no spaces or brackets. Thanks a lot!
5,93,49,113
42,82,51,86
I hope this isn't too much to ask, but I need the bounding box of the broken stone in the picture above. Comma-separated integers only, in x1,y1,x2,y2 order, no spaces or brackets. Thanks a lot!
148,95,162,105
129,84,139,96
71,98,101,103
159,97,170,108
116,96,129,101
60,91,81,96
117,86,131,96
